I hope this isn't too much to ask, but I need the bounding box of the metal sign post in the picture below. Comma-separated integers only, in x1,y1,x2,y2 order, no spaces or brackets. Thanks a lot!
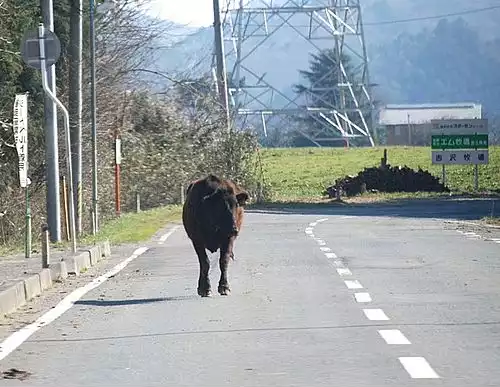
20,24,77,253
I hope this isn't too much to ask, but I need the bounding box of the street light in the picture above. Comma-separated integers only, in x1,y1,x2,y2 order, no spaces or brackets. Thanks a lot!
89,0,116,234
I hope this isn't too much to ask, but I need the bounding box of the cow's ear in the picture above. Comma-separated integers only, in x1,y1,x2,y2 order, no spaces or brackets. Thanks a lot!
236,191,249,206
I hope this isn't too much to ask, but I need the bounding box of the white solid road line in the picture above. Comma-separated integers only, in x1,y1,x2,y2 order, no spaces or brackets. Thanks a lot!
399,357,440,379
354,292,372,303
159,225,181,244
344,280,363,289
0,226,179,362
316,218,328,223
0,246,148,361
363,308,390,321
378,329,411,345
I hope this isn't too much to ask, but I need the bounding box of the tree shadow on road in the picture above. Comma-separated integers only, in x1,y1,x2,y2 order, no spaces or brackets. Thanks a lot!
245,196,500,221
74,296,196,307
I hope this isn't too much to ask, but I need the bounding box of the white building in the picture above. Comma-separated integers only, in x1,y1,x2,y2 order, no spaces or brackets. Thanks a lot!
378,103,482,145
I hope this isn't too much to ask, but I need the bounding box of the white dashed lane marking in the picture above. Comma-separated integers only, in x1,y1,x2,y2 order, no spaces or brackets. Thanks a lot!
306,217,440,380
344,280,363,289
354,292,372,303
336,268,352,276
399,357,440,379
378,329,411,345
363,309,390,321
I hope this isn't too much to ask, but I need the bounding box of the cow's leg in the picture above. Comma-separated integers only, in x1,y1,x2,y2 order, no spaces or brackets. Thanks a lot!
192,240,211,297
218,237,235,296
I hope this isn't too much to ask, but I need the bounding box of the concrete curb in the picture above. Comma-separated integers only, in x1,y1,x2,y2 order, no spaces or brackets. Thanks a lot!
0,240,111,320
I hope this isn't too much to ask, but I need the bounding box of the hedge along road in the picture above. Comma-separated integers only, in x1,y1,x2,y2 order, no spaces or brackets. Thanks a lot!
0,199,499,386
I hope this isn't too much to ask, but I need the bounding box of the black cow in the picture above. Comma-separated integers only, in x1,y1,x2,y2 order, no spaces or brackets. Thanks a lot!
182,174,249,297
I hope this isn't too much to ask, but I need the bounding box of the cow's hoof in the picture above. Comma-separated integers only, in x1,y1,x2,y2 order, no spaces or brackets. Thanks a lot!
197,288,212,297
218,285,231,296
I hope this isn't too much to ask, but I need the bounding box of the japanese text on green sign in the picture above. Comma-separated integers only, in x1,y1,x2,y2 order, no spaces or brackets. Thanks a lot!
431,134,488,150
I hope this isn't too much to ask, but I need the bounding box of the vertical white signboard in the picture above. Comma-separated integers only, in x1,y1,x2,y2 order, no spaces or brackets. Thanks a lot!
13,94,29,188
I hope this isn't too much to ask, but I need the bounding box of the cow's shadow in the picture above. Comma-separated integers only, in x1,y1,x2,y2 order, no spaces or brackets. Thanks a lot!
74,296,196,307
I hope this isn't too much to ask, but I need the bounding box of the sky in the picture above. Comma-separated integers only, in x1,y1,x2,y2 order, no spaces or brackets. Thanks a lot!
147,0,214,27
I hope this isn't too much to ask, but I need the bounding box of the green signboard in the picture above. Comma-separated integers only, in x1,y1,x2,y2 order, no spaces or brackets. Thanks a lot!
431,134,489,150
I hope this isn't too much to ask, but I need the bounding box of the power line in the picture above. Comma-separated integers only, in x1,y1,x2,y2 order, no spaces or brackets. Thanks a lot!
364,4,500,26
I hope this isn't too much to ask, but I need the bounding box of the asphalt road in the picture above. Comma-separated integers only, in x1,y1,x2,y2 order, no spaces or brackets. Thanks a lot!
0,199,499,386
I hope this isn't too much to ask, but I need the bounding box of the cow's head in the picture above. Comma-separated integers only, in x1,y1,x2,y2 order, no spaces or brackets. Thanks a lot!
201,184,249,237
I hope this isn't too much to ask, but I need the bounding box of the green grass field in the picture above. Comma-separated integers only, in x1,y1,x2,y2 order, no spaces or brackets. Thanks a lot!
81,205,182,245
259,146,500,201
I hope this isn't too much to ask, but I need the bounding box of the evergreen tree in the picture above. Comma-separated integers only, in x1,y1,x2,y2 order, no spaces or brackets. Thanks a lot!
291,49,365,147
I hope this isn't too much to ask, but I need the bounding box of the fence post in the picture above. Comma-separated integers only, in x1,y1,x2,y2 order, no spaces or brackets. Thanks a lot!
180,184,185,204
136,192,141,213
381,148,388,168
335,180,342,201
61,175,70,241
25,185,31,259
89,208,95,234
256,182,262,203
41,223,50,269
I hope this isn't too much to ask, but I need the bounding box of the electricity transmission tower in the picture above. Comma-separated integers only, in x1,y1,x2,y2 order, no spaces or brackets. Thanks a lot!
214,0,376,146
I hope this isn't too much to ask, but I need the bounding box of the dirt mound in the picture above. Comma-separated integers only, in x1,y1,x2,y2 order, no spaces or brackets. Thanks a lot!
324,164,449,198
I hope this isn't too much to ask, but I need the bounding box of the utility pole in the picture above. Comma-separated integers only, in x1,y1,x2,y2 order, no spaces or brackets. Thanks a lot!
69,0,83,236
89,0,99,234
40,0,61,242
212,0,231,132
